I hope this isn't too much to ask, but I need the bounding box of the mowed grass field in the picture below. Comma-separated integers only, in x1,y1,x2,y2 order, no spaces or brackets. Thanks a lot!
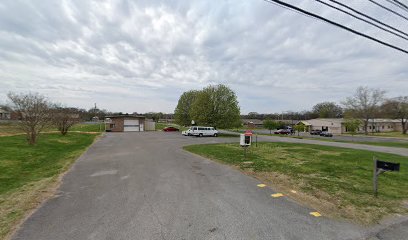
343,131,408,138
184,142,408,224
290,136,408,148
0,133,99,239
0,122,103,136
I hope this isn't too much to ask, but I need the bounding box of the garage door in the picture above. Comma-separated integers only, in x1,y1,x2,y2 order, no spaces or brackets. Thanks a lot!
124,119,140,132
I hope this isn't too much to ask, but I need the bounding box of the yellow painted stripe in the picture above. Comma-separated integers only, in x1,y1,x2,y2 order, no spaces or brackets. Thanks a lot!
310,212,322,217
271,193,284,198
257,184,266,188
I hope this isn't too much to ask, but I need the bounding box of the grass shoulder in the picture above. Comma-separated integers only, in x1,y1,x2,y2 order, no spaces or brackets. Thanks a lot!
0,132,100,239
342,131,408,139
183,142,408,224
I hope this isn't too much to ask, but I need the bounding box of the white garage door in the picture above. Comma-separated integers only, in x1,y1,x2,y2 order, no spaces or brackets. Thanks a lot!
124,119,140,132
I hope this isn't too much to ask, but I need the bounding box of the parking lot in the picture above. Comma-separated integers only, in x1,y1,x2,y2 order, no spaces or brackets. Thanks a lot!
13,132,367,240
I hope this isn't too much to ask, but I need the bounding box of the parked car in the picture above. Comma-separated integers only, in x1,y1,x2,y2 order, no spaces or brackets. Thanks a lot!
274,129,291,135
163,126,179,132
182,128,192,136
188,126,218,137
310,130,322,135
320,131,333,137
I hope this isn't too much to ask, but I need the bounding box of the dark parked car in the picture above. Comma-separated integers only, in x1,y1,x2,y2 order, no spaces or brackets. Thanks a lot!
274,129,291,135
163,126,179,132
320,131,333,137
310,130,322,135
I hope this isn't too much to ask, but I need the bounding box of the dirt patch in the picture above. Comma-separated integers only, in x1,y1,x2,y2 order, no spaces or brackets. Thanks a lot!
239,169,405,225
0,177,60,240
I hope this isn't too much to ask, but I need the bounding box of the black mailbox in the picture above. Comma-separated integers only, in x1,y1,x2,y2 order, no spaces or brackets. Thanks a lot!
244,136,251,145
376,160,400,172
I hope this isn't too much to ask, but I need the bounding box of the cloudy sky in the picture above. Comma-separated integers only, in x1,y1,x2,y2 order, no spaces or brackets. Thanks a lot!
0,0,407,114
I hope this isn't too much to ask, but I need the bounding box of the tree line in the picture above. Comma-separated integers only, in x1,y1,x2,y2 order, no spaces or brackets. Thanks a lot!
244,86,408,135
174,84,241,129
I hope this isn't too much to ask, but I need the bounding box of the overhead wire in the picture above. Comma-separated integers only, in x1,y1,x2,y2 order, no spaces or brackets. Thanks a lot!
368,0,408,21
327,0,408,38
263,0,408,55
315,0,408,41
385,0,408,13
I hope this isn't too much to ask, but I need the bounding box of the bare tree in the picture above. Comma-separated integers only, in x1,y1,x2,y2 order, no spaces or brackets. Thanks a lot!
52,106,81,135
382,96,408,134
7,92,52,145
343,86,385,135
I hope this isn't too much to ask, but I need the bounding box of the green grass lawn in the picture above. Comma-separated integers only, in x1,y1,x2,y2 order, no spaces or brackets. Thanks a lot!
0,122,104,137
217,133,239,138
289,135,408,148
0,123,22,136
0,132,99,239
184,142,408,224
343,131,408,138
70,123,104,132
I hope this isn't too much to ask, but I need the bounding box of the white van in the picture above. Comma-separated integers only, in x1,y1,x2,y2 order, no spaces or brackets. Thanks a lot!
183,126,218,137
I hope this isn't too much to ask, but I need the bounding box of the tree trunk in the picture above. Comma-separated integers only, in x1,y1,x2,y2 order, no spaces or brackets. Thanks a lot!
402,118,407,134
27,132,37,145
364,120,368,135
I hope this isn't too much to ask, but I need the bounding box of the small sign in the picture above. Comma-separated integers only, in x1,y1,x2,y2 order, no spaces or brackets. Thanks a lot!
376,160,400,172
373,157,401,197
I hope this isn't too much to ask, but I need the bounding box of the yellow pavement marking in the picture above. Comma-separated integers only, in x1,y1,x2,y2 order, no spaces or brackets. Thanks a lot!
310,212,322,217
257,184,266,188
271,193,284,198
290,190,297,194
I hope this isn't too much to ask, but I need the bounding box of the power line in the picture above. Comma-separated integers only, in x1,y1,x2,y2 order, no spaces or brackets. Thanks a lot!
394,0,408,11
263,0,408,55
369,0,408,21
328,0,408,38
385,0,408,13
316,0,408,41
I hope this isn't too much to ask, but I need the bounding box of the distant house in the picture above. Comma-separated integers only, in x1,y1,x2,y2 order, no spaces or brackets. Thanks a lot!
242,119,264,128
0,108,11,120
296,118,402,134
105,115,155,132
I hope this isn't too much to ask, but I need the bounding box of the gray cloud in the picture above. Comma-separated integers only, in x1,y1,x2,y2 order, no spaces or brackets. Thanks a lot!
0,0,407,113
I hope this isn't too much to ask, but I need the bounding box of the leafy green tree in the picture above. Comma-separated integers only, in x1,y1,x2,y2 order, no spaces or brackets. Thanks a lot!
263,119,279,134
312,102,343,118
190,84,241,129
174,90,199,126
294,124,305,136
344,118,362,141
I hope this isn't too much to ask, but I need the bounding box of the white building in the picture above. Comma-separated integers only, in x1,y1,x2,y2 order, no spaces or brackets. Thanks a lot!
0,108,10,120
297,118,403,134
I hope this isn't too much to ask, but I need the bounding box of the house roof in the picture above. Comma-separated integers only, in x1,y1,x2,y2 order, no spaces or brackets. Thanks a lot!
0,108,9,113
105,115,145,119
307,118,401,124
242,119,264,124
296,121,311,126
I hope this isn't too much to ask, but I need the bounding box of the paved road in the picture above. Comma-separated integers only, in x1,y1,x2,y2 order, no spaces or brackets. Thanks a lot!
222,130,408,157
247,129,408,143
13,132,370,240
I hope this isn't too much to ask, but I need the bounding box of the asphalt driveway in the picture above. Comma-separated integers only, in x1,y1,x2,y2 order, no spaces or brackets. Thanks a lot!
12,132,384,240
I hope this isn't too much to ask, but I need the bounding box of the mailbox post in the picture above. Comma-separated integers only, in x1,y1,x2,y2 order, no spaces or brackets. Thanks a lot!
373,157,400,197
240,130,253,159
